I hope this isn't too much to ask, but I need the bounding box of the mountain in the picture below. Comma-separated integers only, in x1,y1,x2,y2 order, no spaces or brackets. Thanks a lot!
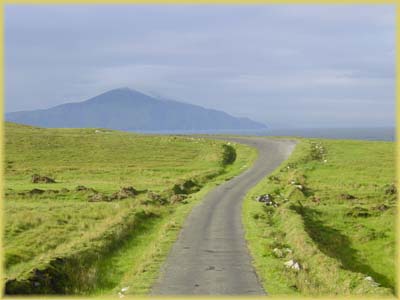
5,88,267,132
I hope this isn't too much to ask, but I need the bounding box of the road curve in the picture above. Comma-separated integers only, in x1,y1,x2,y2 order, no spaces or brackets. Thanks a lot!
151,137,296,295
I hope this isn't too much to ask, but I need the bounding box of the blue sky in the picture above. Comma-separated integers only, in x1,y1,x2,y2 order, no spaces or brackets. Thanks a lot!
5,5,395,128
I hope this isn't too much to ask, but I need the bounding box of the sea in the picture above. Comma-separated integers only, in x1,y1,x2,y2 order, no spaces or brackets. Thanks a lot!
136,127,396,141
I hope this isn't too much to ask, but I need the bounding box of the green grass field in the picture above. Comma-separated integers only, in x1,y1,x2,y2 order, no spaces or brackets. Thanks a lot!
243,138,396,296
5,122,396,296
4,122,257,295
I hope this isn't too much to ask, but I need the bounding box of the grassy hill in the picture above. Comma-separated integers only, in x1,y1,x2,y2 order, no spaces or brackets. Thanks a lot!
4,122,256,295
243,138,396,296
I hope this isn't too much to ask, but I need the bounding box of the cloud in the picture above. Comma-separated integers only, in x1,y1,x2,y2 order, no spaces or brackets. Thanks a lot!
5,4,395,128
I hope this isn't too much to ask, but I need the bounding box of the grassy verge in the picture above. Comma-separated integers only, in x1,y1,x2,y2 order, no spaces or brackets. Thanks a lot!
4,122,257,295
243,138,396,296
93,142,256,296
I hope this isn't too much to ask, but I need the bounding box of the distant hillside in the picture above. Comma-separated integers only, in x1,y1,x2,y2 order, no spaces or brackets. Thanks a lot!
6,88,267,131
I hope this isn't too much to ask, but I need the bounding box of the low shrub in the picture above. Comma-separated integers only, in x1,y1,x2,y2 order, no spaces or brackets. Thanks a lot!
221,144,237,165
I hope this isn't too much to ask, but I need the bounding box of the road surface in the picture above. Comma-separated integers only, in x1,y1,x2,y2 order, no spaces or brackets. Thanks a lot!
151,137,296,295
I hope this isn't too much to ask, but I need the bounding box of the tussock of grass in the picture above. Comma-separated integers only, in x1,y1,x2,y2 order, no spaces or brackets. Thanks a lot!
243,138,395,296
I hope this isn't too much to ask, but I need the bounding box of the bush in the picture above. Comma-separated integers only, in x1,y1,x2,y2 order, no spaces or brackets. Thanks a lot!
308,142,326,161
221,144,237,165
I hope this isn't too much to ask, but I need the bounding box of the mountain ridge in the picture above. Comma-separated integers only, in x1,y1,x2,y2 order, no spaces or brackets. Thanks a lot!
6,88,267,132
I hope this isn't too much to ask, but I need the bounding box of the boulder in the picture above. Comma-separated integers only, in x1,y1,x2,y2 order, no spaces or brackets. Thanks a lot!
256,194,271,202
284,259,302,270
256,194,279,207
364,276,380,287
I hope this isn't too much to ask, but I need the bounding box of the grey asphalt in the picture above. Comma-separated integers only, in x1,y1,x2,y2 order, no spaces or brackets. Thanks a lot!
151,137,296,295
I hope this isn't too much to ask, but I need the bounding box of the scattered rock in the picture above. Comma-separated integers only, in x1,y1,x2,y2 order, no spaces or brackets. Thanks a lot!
256,194,279,207
294,184,303,190
170,194,187,204
109,186,138,200
45,189,59,194
311,196,321,204
147,191,162,201
76,185,88,191
384,183,397,195
268,175,280,182
364,276,380,287
120,186,138,197
340,193,356,200
29,188,45,195
118,286,129,298
272,248,284,258
88,193,109,202
284,259,302,270
171,179,200,195
375,204,389,211
256,194,271,202
31,174,55,184
75,185,97,193
109,192,125,200
145,191,168,205
292,262,301,270
139,192,163,205
283,247,292,254
347,206,371,218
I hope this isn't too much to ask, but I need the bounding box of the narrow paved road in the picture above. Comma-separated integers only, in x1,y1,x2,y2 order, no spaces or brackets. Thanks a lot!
151,137,296,295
